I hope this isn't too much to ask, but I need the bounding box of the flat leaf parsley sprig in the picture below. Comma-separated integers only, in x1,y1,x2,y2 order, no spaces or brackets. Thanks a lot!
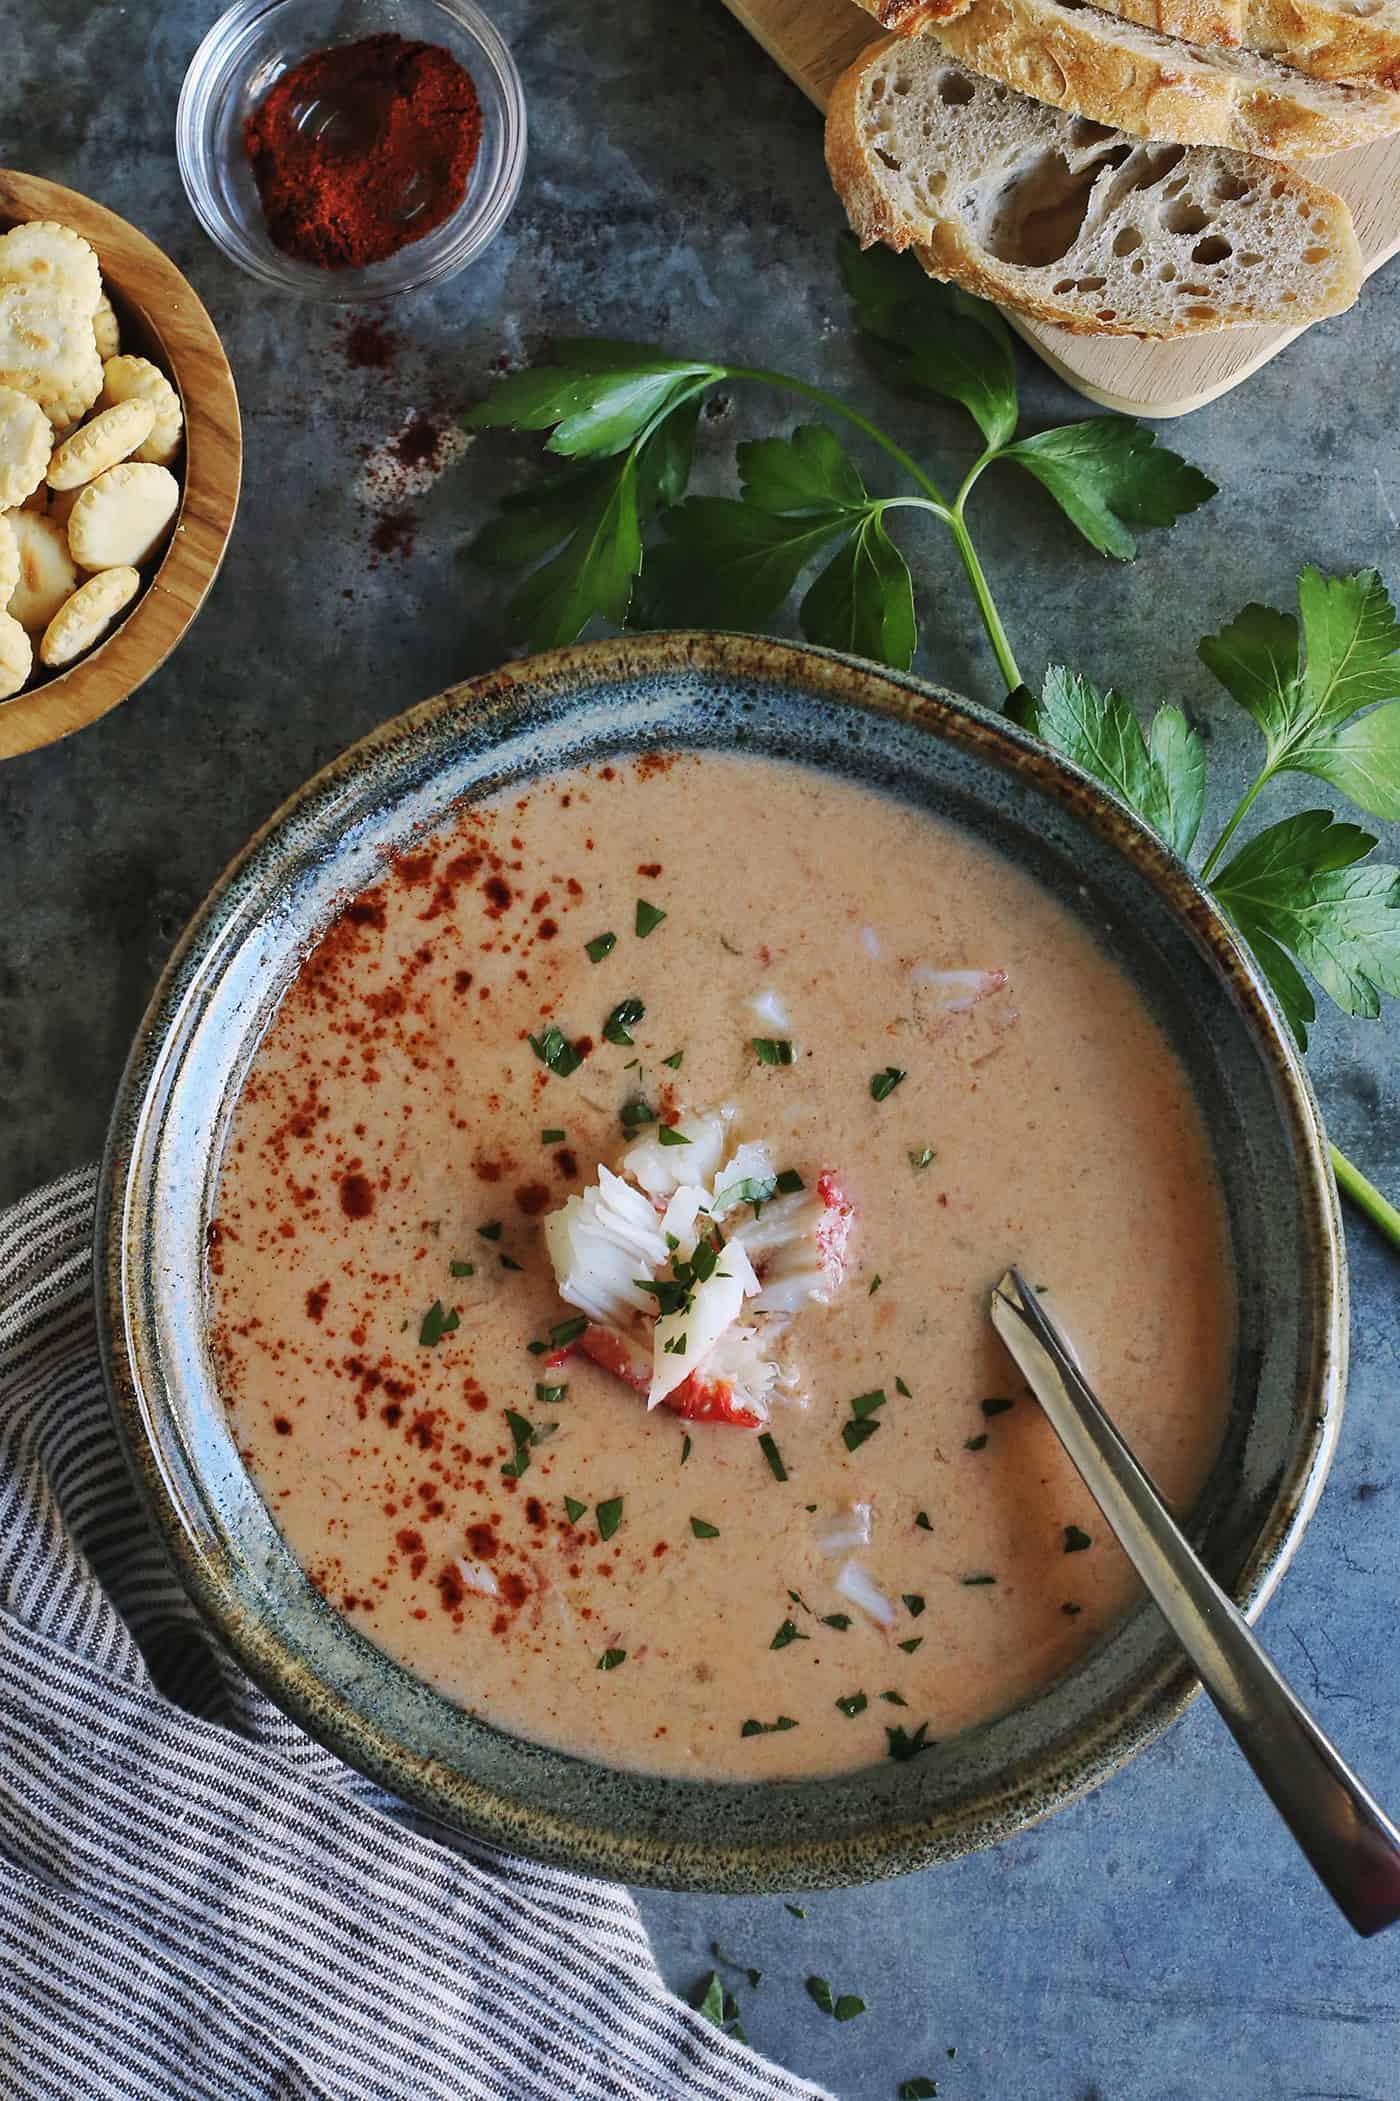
466,239,1400,1248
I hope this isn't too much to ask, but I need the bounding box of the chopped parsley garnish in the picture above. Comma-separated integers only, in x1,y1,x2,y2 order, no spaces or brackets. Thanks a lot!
639,1276,693,1318
914,1509,932,1530
896,1376,912,1398
535,1382,567,1406
880,1691,908,1707
899,1637,924,1654
662,1048,684,1068
776,1168,804,1195
597,1647,626,1670
899,2081,940,2098
788,1589,809,1610
690,1517,720,1539
835,1692,868,1717
635,899,667,938
714,1173,779,1213
770,1620,809,1650
886,1721,934,1761
806,1978,866,2022
869,1065,906,1101
595,1497,624,1541
528,1025,583,1076
418,1301,460,1347
758,1432,787,1482
1062,1601,1083,1617
902,1593,925,1617
908,1146,936,1170
964,1433,989,1452
541,1127,566,1144
657,1123,691,1147
501,1409,537,1480
694,1972,726,2025
820,1613,852,1631
981,1396,1015,1417
543,1315,586,1349
751,1037,794,1066
785,1903,806,1919
585,931,616,963
680,1434,692,1465
478,1221,503,1242
563,1496,586,1524
842,1387,888,1453
449,1259,474,1278
807,1976,836,2014
1064,1524,1093,1553
499,1253,523,1272
962,1572,997,1587
843,1420,881,1452
603,996,645,1045
710,1944,763,1990
662,1331,688,1354
741,1716,797,1736
620,1096,655,1129
850,1389,886,1419
868,1274,882,1296
835,1998,866,2023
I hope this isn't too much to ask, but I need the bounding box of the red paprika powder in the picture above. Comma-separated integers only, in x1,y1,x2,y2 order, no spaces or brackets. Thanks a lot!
243,34,483,270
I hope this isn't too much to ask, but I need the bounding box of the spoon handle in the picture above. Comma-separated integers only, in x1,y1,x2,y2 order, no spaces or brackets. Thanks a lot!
991,1267,1400,1938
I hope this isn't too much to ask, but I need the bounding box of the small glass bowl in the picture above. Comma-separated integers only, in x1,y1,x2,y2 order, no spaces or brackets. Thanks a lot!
177,0,526,302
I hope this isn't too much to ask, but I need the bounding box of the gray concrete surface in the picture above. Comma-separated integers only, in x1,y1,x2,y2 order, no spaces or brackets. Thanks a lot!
4,3,1399,2095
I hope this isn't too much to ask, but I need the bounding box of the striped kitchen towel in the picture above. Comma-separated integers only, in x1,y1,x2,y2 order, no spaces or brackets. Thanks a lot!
0,1167,829,2101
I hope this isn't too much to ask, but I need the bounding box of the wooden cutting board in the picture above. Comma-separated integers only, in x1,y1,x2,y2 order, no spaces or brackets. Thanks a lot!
720,0,1400,417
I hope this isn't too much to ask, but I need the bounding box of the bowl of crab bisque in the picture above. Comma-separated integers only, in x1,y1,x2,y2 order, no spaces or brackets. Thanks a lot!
0,169,241,761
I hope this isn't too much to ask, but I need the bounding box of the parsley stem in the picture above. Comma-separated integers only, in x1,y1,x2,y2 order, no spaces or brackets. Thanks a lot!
1199,769,1274,883
946,509,1023,694
720,367,952,514
1330,1143,1400,1252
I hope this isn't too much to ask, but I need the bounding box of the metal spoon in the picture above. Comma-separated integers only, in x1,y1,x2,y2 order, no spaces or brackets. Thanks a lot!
990,1266,1400,1938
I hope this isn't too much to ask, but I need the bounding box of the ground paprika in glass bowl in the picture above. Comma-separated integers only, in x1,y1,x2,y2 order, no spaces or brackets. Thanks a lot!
177,0,526,301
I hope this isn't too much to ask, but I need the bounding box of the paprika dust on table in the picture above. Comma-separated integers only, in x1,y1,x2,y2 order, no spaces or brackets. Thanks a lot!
243,34,483,270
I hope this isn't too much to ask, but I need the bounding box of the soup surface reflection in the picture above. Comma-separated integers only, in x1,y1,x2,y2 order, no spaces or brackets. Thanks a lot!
211,751,1233,1780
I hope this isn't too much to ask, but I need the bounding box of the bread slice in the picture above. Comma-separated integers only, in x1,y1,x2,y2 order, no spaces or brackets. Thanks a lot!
848,0,1400,88
826,35,1363,336
929,0,1400,159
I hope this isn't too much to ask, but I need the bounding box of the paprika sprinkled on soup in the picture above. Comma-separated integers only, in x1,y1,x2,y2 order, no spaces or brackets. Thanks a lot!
210,752,1233,1781
242,34,483,270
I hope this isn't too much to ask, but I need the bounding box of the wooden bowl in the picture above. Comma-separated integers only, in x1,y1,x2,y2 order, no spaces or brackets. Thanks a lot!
0,170,241,761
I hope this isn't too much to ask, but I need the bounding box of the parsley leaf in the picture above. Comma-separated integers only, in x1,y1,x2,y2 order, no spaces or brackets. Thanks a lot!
635,899,667,938
739,421,870,516
694,1971,726,2025
752,1037,794,1066
800,512,916,672
466,345,720,459
657,1124,690,1147
886,1721,935,1761
758,1432,787,1481
502,454,644,652
741,1715,798,1736
835,1691,868,1717
597,1647,626,1670
1001,419,1216,561
634,494,852,632
1037,666,1205,858
837,233,1018,450
1064,1524,1093,1552
595,1497,624,1541
770,1620,809,1649
870,1066,906,1101
528,1025,583,1077
899,2081,941,2099
1211,810,1400,1045
1199,568,1400,820
603,995,644,1045
564,1496,586,1524
690,1517,720,1539
418,1301,460,1348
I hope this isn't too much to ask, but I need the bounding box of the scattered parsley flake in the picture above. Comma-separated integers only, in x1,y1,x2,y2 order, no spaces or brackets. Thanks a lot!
549,1316,587,1348
595,1497,624,1541
896,1377,912,1398
880,1690,908,1707
635,899,667,938
1062,1601,1083,1617
834,1996,866,2023
657,1123,691,1147
962,1572,996,1587
597,1647,626,1670
449,1259,474,1278
758,1432,787,1481
418,1301,460,1348
662,1048,684,1068
620,1097,655,1129
835,1692,868,1717
981,1396,1015,1417
914,1509,932,1530
899,1637,924,1653
478,1221,503,1242
964,1433,989,1452
499,1252,523,1272
564,1496,586,1524
909,1146,937,1171
528,1025,583,1077
1064,1524,1093,1553
680,1434,692,1466
869,1273,882,1296
785,1904,806,1919
806,1978,835,2014
869,1065,906,1101
820,1613,852,1631
902,1593,926,1617
849,1389,887,1420
751,1037,795,1066
603,996,645,1045
690,1517,720,1539
770,1619,809,1650
694,1972,725,2025
843,1419,881,1452
535,1382,567,1406
775,1168,805,1194
886,1721,934,1762
899,2081,940,2099
541,1127,566,1144
741,1715,798,1736
585,931,617,963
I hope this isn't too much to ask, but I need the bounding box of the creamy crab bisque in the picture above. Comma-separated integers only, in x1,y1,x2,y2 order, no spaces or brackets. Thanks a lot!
210,750,1234,1781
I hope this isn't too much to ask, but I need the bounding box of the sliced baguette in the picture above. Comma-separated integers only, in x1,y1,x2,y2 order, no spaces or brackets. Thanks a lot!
849,0,1400,88
930,0,1400,158
826,35,1363,336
